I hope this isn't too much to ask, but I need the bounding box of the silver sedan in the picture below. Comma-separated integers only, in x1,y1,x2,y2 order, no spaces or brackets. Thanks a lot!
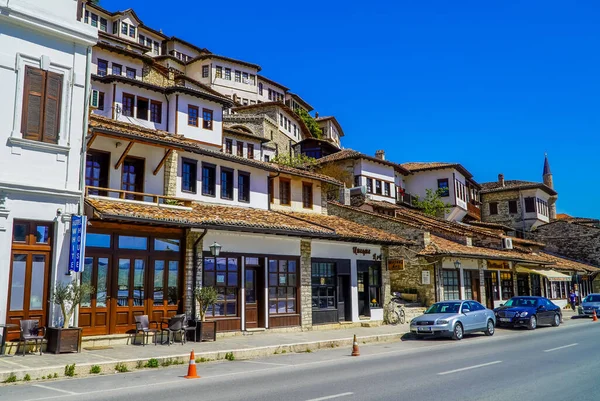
410,300,496,340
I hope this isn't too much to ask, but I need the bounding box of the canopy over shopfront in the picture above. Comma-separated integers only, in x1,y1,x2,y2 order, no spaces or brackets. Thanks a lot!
516,266,571,282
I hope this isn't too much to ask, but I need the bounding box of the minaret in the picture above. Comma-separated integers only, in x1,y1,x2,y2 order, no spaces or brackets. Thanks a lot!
543,153,557,220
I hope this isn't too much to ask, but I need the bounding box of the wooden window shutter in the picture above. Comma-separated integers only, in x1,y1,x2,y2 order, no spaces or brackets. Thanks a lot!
43,71,62,143
21,66,45,140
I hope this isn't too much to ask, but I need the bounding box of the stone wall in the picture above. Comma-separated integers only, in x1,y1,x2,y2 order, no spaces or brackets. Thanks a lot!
142,63,175,87
389,250,436,306
184,230,205,319
300,239,312,328
481,190,525,229
533,221,600,266
163,150,178,197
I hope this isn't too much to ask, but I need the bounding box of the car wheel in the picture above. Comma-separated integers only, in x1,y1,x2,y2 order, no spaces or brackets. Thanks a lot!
452,322,464,341
528,315,537,330
484,319,495,336
552,313,560,327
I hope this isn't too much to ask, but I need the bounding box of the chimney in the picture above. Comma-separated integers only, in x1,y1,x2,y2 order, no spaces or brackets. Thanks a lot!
315,112,319,118
498,173,505,187
375,150,385,160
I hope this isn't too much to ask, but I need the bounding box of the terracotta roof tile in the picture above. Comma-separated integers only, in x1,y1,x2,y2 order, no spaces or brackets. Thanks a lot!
276,211,413,245
537,252,600,273
316,149,411,175
420,235,550,263
480,180,557,195
400,162,476,181
86,198,407,245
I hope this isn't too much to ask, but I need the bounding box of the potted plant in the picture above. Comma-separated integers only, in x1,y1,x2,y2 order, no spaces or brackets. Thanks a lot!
193,286,218,341
46,281,94,354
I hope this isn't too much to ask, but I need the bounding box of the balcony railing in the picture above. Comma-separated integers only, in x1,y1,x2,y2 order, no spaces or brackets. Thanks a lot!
397,192,418,207
85,186,193,207
467,200,481,220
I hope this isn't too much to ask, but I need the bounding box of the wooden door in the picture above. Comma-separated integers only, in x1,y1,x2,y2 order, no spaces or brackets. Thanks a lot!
357,272,368,316
472,278,480,303
245,267,258,329
6,252,51,339
111,256,146,334
121,157,144,199
149,258,179,323
6,221,53,340
79,255,111,335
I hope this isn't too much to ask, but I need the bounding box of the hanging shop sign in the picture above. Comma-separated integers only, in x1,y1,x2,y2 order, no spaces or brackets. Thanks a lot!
388,259,404,271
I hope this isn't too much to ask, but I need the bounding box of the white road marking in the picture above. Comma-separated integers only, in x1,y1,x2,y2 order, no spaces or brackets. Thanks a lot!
306,392,354,401
32,384,78,395
544,343,578,353
438,360,502,375
242,360,291,366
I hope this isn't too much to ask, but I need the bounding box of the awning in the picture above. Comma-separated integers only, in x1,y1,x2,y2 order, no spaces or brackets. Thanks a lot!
516,266,571,282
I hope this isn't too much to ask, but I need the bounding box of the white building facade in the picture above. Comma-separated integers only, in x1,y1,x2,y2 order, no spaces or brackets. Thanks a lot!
0,0,97,339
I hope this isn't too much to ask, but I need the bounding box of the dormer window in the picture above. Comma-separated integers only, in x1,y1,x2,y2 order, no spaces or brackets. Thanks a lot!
139,34,146,46
202,65,209,78
129,26,136,38
112,21,118,34
121,22,128,35
153,41,159,55
91,13,98,28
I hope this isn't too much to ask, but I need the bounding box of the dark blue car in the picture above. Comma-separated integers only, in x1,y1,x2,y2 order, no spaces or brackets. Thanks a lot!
494,296,562,330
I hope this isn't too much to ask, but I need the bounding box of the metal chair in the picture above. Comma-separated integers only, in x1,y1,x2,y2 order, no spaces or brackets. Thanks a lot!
182,315,197,343
19,320,45,356
134,315,159,346
160,314,185,346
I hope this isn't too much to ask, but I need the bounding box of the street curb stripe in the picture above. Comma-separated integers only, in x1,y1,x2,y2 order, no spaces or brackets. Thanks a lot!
543,343,578,353
306,392,354,401
438,360,502,375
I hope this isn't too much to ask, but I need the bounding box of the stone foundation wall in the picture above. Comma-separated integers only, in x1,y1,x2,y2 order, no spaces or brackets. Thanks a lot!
533,221,600,266
184,230,204,319
163,150,178,197
300,239,312,328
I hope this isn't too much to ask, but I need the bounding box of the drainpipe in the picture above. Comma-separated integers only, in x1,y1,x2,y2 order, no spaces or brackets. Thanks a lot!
192,228,208,320
73,44,93,329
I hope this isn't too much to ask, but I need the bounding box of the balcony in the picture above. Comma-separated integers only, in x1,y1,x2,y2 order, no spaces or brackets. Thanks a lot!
466,200,481,220
85,186,193,208
397,192,418,207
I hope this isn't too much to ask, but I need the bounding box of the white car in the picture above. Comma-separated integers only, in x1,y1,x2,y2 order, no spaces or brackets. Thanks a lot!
410,300,496,340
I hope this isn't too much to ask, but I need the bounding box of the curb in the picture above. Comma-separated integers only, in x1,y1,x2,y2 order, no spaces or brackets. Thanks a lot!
0,331,407,384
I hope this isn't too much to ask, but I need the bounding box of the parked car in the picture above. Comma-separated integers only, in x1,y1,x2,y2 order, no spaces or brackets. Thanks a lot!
410,300,496,340
579,293,600,317
494,296,561,330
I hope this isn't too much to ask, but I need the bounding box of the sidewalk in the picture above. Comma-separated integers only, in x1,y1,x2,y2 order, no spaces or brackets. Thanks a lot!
0,323,409,382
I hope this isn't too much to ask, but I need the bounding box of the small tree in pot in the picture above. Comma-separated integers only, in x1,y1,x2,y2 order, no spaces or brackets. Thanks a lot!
52,281,95,328
46,281,94,354
193,286,218,341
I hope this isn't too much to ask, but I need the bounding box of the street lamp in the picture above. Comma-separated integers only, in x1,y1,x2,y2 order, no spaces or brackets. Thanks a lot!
454,260,461,270
209,241,222,257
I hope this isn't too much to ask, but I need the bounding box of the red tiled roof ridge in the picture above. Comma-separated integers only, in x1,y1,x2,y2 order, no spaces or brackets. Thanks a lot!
315,149,411,175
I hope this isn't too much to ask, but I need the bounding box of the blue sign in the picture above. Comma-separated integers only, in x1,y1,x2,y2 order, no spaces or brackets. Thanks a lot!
69,215,87,273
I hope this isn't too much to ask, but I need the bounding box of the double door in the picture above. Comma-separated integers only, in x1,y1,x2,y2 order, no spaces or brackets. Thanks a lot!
80,253,179,335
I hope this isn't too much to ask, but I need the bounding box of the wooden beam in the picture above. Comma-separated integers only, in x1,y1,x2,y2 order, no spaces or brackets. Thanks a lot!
86,133,97,149
114,141,134,170
153,149,173,176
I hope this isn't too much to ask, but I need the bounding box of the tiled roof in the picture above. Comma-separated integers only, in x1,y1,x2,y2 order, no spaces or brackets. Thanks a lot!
538,252,599,273
364,199,402,211
287,92,313,112
88,115,340,185
315,149,411,175
400,162,476,181
463,221,515,232
276,211,413,245
420,235,551,263
187,54,261,71
223,127,269,143
257,75,289,91
480,180,557,196
86,198,407,245
556,213,572,220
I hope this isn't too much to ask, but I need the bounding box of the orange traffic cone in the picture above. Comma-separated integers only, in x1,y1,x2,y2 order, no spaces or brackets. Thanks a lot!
351,334,360,357
184,350,200,379
593,310,598,322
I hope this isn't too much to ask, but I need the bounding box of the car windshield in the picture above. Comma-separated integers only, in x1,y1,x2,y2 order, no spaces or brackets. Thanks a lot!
504,297,538,307
584,295,600,303
425,302,461,314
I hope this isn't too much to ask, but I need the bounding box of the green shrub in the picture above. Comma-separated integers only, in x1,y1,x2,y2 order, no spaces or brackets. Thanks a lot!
115,363,129,373
23,374,31,382
145,358,159,368
135,360,144,369
41,375,46,380
196,357,212,363
53,373,58,378
90,365,101,374
224,352,235,361
64,364,76,377
3,373,17,383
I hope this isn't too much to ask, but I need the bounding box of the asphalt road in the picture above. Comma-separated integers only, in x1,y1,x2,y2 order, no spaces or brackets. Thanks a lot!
1,320,599,401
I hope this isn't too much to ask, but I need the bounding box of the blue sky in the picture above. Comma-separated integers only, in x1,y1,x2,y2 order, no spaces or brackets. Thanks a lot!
100,0,599,218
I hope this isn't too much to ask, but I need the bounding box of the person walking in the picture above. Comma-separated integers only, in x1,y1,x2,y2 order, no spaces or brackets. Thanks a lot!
569,290,577,311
